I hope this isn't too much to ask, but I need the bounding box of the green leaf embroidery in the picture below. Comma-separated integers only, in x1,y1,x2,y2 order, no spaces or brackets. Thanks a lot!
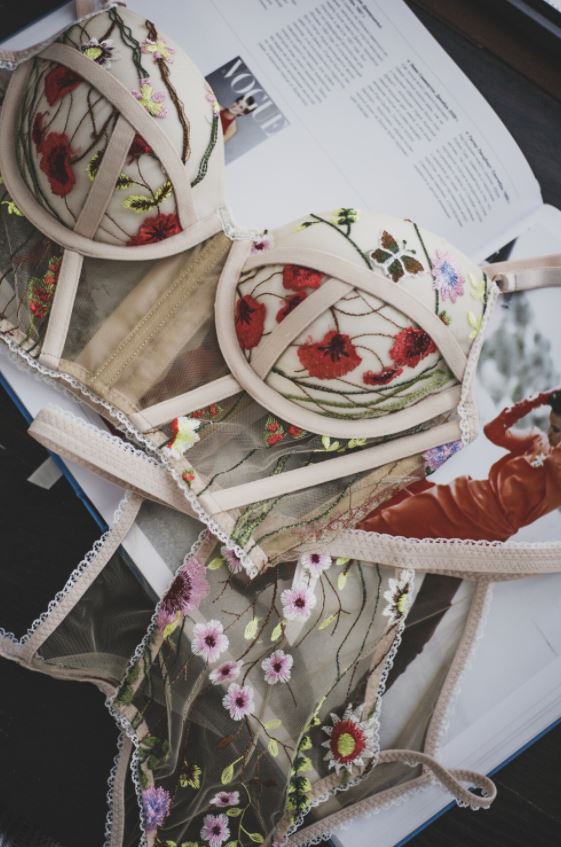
247,834,264,844
268,739,279,757
270,621,284,641
337,572,348,591
207,557,225,571
467,310,482,340
122,180,172,213
300,734,312,751
469,273,486,302
318,613,337,630
221,755,243,785
226,807,242,817
264,718,282,730
335,557,350,566
162,617,179,640
244,616,260,640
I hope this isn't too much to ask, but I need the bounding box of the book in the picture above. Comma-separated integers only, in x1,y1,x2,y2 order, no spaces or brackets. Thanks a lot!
1,2,561,846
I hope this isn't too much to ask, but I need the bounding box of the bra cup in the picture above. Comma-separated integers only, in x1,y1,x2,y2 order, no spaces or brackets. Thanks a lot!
215,209,492,439
0,6,225,257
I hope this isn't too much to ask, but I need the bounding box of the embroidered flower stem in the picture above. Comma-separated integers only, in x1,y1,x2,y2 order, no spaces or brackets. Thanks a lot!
109,7,149,79
310,213,372,269
145,20,190,162
413,221,439,314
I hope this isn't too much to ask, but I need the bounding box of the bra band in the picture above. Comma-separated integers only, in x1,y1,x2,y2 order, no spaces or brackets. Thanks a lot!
307,528,561,578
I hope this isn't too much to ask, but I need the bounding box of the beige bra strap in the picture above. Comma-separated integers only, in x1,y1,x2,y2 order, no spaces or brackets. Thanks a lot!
28,406,194,516
129,374,241,432
483,254,561,293
312,529,561,577
18,491,142,663
244,247,467,382
41,43,195,230
200,419,462,513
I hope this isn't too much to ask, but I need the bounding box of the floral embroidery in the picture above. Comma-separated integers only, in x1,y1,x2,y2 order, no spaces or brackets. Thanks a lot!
38,133,76,197
80,37,114,67
298,331,362,379
156,556,209,632
431,251,465,303
191,620,229,663
141,36,175,63
423,440,462,473
467,310,482,340
32,112,46,148
220,546,244,574
276,291,307,323
382,572,412,626
127,211,181,245
264,416,285,447
210,790,240,807
142,786,171,832
165,416,201,458
222,682,255,720
469,273,486,302
182,469,196,486
332,207,359,226
283,264,324,291
1,200,23,216
209,660,242,685
235,294,266,349
362,365,403,386
179,762,201,789
371,230,424,282
261,649,293,684
200,812,230,847
44,64,81,105
390,327,436,369
321,704,376,773
127,133,153,163
122,180,173,212
300,552,332,576
192,403,223,420
27,255,62,321
131,78,168,117
251,231,272,254
281,585,317,620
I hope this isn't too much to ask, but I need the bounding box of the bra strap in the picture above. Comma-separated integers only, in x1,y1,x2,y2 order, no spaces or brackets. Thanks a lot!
483,254,561,293
28,406,194,515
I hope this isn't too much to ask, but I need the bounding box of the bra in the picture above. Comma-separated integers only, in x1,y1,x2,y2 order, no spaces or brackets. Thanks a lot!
2,2,561,845
2,0,561,577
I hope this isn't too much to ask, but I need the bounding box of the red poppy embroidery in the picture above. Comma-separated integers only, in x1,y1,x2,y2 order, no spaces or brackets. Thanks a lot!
288,424,304,438
276,291,307,323
283,264,324,292
127,133,153,164
298,331,362,379
38,133,76,197
32,113,46,149
44,64,81,105
362,366,403,386
127,212,181,246
390,327,436,368
235,294,266,349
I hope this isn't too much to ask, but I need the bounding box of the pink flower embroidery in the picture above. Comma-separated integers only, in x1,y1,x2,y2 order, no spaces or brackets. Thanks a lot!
209,661,242,685
157,556,209,631
200,812,230,847
210,790,240,807
261,649,293,684
141,37,175,64
191,620,229,663
280,585,317,621
222,682,255,721
221,546,244,575
131,78,168,117
300,552,332,576
431,251,465,303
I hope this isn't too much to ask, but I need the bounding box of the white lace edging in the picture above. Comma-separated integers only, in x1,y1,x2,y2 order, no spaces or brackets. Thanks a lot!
1,336,260,577
103,729,128,847
457,280,500,446
103,529,210,847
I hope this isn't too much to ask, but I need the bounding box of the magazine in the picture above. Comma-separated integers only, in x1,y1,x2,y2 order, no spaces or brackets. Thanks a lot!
1,1,561,845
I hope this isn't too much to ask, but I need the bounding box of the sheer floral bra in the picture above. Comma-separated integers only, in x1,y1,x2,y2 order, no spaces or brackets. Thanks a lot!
1,3,561,846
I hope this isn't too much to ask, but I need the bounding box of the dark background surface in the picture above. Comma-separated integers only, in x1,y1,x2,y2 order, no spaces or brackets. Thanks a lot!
1,1,561,846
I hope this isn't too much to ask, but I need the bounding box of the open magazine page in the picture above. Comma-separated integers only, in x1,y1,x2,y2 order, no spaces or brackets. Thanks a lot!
129,0,541,259
334,203,561,847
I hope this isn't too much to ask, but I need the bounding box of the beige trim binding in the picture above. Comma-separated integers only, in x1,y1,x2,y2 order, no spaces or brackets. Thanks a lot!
40,250,84,369
129,374,241,432
199,419,462,513
309,529,561,577
28,407,194,515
